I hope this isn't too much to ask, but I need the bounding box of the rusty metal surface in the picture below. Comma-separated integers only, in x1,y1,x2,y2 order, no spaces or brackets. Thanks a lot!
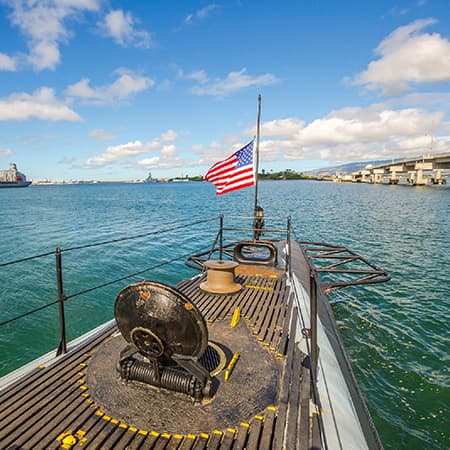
86,319,282,434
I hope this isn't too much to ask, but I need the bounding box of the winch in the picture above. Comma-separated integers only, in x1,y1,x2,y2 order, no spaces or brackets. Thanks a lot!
114,281,212,401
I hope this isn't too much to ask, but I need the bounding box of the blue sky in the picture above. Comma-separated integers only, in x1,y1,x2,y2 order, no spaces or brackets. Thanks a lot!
0,0,449,181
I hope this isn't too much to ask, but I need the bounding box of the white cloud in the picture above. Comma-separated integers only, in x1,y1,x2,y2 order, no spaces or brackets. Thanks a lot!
184,4,220,25
192,104,449,168
136,152,184,170
84,130,178,167
0,87,81,121
89,129,117,140
137,156,161,167
98,9,152,48
258,106,447,162
0,148,13,157
5,0,101,70
252,118,305,137
27,40,60,71
178,69,209,84
66,71,154,105
160,144,177,156
190,68,280,97
353,19,450,95
0,53,17,71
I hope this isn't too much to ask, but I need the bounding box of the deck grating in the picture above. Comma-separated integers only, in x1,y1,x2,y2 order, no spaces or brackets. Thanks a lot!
0,265,313,450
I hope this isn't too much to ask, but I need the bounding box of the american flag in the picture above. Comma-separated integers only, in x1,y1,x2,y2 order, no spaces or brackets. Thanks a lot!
204,140,255,195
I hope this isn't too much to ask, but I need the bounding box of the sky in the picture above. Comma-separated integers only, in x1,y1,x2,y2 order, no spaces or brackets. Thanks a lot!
0,0,450,181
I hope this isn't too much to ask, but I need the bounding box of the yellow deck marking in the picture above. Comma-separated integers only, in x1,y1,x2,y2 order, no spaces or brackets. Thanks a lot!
230,307,241,327
224,352,239,381
245,285,274,291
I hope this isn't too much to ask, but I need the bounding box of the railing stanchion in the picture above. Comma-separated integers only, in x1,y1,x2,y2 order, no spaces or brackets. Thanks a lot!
286,216,291,274
219,215,224,260
310,269,318,381
55,247,67,355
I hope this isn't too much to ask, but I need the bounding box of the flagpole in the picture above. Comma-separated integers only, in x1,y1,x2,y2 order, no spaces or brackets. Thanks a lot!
253,95,261,240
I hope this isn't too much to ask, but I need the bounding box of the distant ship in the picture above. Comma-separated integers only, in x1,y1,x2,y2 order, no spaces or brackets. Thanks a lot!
144,172,157,182
0,163,32,188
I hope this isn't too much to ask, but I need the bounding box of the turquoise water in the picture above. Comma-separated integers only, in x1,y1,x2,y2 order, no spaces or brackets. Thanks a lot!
0,181,448,449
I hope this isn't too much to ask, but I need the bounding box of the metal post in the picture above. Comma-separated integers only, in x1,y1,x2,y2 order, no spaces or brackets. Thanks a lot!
253,95,261,240
310,269,318,380
55,247,67,355
286,216,291,273
219,215,224,260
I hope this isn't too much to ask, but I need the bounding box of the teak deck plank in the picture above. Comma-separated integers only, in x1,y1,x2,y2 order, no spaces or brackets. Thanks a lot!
299,359,312,450
0,323,115,407
0,259,317,450
258,407,276,450
245,416,263,450
272,306,298,450
285,346,304,450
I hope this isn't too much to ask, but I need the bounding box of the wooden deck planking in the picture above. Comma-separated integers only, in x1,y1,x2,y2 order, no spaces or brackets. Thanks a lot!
272,306,299,450
0,263,316,450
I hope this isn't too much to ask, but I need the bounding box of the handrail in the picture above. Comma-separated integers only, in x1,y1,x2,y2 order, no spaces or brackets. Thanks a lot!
186,214,289,271
0,216,219,356
61,217,216,253
289,224,388,449
0,250,55,267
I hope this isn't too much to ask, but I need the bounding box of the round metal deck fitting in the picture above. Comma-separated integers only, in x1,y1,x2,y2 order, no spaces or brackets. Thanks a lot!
115,281,208,366
200,260,242,294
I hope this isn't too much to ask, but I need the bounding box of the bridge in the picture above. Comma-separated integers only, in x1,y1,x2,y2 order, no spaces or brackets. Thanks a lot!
348,152,450,186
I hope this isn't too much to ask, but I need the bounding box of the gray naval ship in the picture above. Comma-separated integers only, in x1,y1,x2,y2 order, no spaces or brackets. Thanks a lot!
0,163,32,188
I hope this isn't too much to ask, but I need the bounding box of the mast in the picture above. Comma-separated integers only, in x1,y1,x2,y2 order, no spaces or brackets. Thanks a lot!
253,95,262,240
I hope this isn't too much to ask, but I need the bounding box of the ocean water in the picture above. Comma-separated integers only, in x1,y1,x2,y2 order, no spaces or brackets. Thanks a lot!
0,180,448,449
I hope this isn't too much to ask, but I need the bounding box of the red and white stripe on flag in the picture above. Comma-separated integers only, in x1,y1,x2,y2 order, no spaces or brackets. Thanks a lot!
204,140,255,195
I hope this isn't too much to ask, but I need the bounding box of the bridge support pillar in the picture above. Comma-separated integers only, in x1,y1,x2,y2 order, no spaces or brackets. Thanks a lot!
432,169,447,185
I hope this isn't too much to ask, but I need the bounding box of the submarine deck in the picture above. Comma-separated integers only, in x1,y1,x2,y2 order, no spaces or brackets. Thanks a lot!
0,265,320,450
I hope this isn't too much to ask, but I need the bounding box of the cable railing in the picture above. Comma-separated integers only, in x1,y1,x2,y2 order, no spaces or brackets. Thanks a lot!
0,216,218,356
185,214,291,271
0,211,386,448
290,223,387,450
